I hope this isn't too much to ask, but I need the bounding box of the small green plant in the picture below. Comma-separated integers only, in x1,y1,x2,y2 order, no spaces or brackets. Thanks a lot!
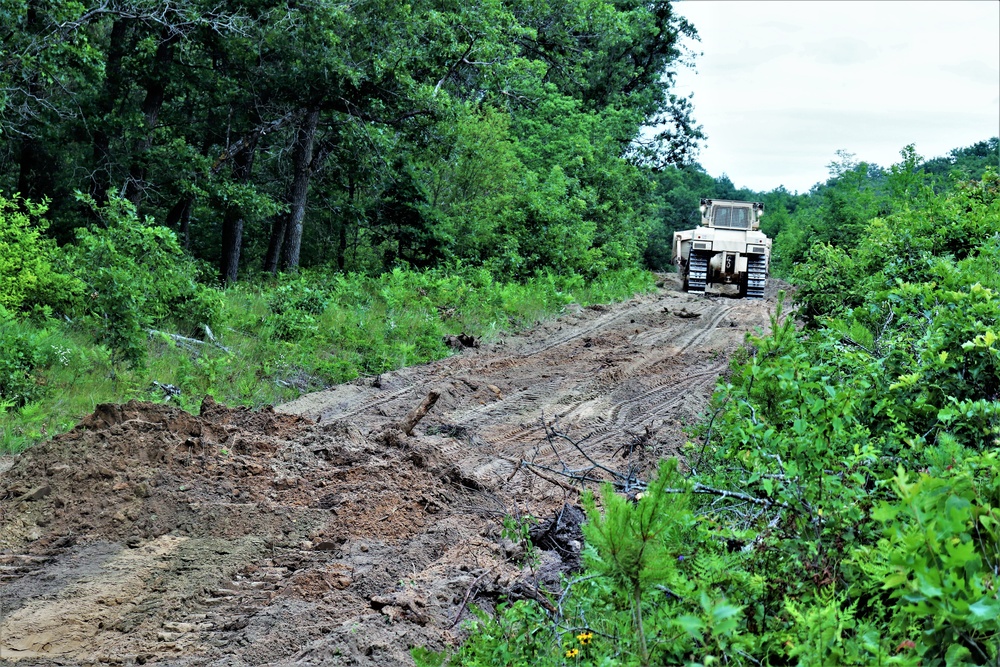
582,459,698,666
501,513,539,567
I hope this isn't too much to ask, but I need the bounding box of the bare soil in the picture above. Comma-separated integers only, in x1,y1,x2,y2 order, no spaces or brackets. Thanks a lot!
0,275,784,666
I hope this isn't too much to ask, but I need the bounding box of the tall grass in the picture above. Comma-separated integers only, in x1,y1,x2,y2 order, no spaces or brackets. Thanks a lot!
0,267,654,453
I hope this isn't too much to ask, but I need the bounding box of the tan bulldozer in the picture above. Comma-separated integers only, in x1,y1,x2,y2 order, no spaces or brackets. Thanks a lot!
673,199,771,298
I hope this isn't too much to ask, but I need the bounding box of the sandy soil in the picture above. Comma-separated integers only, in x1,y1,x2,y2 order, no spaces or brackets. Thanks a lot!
0,274,785,666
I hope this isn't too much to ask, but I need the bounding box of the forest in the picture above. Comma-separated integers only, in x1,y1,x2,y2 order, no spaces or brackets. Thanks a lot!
1,0,703,280
2,0,1000,664
2,0,706,442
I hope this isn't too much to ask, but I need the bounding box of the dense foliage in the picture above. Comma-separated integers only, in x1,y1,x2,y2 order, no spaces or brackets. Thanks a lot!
435,159,1000,665
0,0,701,283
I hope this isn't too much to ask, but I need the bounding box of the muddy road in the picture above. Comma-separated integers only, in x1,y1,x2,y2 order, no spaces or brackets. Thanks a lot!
0,275,784,666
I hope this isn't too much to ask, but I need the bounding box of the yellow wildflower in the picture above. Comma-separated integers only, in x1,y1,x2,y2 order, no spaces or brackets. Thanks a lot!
565,648,580,658
576,631,593,645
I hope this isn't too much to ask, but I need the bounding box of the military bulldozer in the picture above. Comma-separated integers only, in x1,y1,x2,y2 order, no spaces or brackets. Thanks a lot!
673,199,771,299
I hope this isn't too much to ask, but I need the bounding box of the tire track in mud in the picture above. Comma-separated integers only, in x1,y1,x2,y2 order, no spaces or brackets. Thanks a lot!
327,385,418,422
314,294,727,424
283,282,774,501
483,357,727,476
444,302,733,450
314,305,653,422
580,359,727,448
587,361,728,444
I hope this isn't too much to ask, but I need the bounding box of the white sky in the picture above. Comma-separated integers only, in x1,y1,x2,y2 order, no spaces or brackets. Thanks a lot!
671,0,1000,193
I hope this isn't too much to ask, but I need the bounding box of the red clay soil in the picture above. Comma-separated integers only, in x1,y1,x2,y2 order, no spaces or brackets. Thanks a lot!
0,274,786,666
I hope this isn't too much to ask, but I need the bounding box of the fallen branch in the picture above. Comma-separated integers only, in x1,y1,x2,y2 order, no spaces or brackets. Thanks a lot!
398,389,441,436
449,566,497,629
498,455,581,496
146,329,231,354
545,424,623,482
679,483,792,510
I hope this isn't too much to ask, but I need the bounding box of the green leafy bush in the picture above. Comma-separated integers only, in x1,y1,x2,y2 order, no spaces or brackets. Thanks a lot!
0,309,58,408
870,459,1000,664
64,194,221,365
0,195,80,314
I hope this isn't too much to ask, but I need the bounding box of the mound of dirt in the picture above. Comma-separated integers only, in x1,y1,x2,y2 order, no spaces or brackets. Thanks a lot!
0,398,531,666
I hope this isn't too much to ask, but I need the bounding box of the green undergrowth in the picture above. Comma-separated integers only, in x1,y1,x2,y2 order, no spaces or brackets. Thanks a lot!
0,266,654,453
423,171,1000,666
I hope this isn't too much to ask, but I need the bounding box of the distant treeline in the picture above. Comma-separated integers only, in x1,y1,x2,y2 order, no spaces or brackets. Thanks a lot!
645,137,1000,272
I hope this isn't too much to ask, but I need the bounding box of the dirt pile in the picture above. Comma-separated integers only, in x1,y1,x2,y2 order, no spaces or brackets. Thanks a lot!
1,276,785,665
0,398,526,666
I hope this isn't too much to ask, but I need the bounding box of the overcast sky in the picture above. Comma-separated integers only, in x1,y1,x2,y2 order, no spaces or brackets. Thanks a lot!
671,1,1000,193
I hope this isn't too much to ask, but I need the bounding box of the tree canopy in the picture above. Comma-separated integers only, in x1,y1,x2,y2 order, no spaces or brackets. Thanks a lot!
0,0,701,284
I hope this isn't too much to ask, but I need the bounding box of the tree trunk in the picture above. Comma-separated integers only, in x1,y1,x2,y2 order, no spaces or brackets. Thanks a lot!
90,18,131,205
14,4,50,203
125,31,179,205
338,173,355,271
220,137,258,285
16,135,51,203
633,583,649,667
165,196,194,249
220,207,244,285
278,109,321,272
264,215,286,274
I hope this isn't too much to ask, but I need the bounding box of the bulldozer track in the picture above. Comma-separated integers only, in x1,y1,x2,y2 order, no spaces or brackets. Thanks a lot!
580,360,728,447
505,358,726,461
327,299,728,425
746,254,767,299
311,297,739,456
441,304,735,466
686,252,710,292
324,297,681,423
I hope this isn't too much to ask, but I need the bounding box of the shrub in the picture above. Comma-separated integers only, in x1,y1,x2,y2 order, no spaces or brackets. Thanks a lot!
0,309,57,408
870,459,1000,664
0,194,81,314
64,194,221,366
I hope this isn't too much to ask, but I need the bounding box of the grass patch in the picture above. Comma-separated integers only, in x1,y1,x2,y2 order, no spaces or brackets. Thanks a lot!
0,267,654,453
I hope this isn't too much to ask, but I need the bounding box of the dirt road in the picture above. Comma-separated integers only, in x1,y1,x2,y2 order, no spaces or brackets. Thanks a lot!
0,275,782,666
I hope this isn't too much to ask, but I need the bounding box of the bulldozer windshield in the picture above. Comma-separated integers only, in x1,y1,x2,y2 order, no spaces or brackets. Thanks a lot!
712,206,750,229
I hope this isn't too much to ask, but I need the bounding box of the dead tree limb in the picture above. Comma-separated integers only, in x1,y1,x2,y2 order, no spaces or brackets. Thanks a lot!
498,455,581,496
399,389,440,436
449,566,497,629
146,329,231,354
657,483,792,510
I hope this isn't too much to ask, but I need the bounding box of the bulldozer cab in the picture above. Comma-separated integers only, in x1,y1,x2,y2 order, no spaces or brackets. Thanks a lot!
701,199,763,231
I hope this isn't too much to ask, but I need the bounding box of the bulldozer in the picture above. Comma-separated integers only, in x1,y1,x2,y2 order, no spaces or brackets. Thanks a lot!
673,198,771,298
